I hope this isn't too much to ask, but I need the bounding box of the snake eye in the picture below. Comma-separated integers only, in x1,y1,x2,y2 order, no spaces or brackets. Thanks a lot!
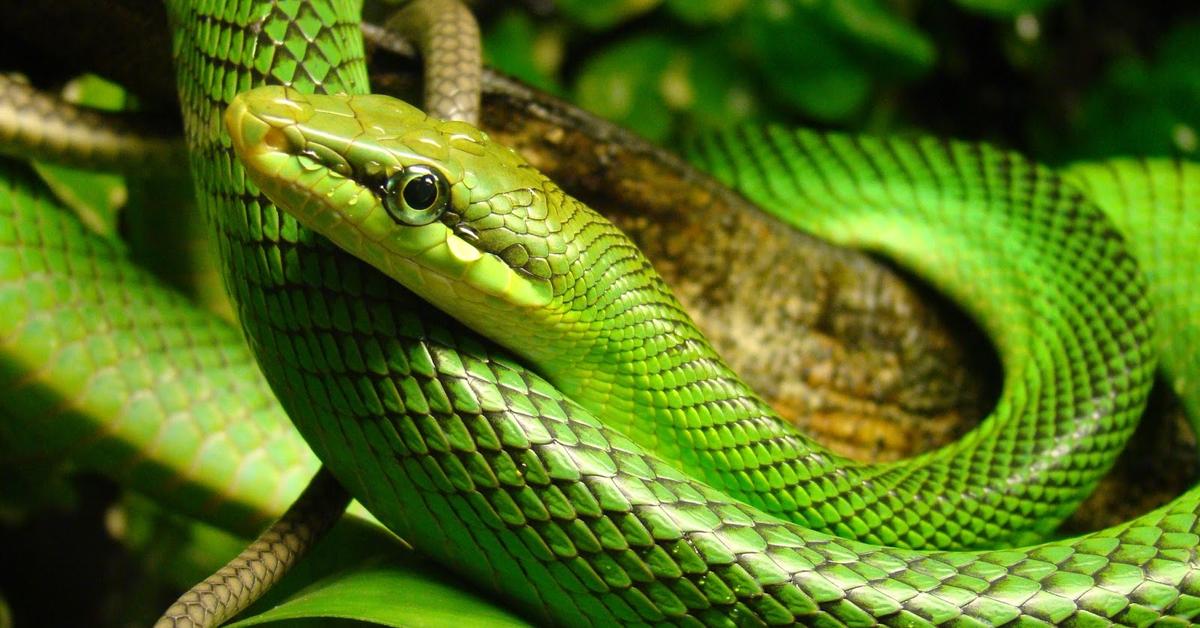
383,165,448,226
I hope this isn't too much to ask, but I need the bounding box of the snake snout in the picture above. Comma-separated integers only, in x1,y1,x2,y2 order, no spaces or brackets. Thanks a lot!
225,87,315,160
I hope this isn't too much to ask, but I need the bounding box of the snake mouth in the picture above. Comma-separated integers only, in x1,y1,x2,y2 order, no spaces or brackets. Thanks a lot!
225,88,552,310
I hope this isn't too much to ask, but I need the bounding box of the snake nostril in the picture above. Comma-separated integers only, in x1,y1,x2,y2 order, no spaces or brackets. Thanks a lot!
262,127,290,153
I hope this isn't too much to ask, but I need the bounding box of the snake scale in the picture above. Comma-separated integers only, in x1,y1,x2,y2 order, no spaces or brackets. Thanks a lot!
0,0,1197,625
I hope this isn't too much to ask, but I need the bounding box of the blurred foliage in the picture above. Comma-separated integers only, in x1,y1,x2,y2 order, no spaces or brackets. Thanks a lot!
1041,20,1200,161
477,0,1199,163
31,74,127,237
954,0,1061,17
486,0,939,138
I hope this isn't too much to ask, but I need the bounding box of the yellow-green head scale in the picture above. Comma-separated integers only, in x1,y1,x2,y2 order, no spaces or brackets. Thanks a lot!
229,91,551,308
226,86,685,386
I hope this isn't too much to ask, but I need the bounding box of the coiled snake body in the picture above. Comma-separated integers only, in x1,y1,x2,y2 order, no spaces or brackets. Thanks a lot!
3,0,1199,625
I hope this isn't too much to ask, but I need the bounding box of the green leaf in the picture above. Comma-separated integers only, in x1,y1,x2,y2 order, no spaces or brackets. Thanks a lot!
745,3,872,121
665,0,749,24
954,0,1062,18
679,39,765,130
555,0,662,29
33,163,127,238
484,11,564,94
112,493,525,628
1045,20,1200,161
573,36,677,141
32,75,132,238
740,0,934,121
825,0,935,75
229,560,530,628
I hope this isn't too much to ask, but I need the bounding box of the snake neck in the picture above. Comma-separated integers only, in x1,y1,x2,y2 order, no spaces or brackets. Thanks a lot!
163,0,370,301
487,193,800,471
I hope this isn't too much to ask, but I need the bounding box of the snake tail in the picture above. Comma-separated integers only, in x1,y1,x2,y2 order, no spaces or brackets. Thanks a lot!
154,468,349,628
0,73,180,171
384,0,481,126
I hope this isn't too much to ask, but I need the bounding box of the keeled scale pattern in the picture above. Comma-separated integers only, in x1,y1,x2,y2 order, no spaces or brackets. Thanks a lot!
1064,160,1200,427
0,158,313,534
385,0,481,124
682,129,1156,545
155,468,348,627
165,0,1200,624
475,123,1157,549
331,344,1200,625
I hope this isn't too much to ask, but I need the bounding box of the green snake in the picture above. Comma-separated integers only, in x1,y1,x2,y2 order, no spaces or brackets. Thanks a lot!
225,83,1155,553
1,0,1198,625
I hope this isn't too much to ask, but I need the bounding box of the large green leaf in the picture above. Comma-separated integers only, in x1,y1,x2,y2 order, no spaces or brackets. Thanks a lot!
741,0,933,121
744,2,870,121
823,0,935,74
572,30,770,141
679,38,766,131
229,560,530,628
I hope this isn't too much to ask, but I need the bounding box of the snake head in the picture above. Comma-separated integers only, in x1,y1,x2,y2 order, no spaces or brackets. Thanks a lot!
225,86,614,363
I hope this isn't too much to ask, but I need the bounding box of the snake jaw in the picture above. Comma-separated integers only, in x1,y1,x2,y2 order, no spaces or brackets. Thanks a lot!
228,87,557,318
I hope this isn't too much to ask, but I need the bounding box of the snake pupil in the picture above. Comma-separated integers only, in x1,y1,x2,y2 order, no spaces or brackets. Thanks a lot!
403,174,439,210
382,165,448,226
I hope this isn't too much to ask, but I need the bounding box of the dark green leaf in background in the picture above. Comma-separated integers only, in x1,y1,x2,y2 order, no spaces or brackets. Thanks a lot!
1054,20,1200,161
744,2,873,121
555,0,662,29
742,0,932,121
823,0,935,76
665,0,749,24
679,38,765,131
574,35,678,140
484,10,564,94
954,0,1063,18
33,74,130,238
